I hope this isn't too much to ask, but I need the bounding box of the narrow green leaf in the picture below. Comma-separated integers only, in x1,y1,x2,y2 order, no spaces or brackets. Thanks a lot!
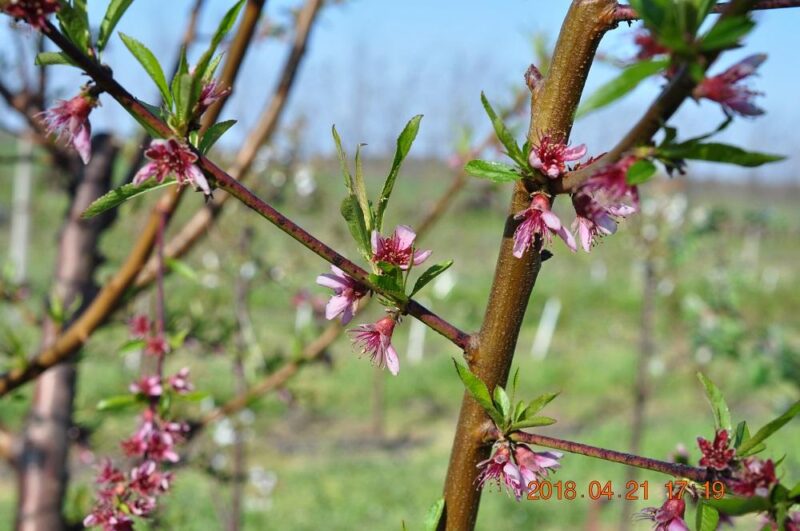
695,0,716,22
697,372,732,432
98,0,134,51
738,400,800,455
626,159,657,185
706,495,770,516
165,258,198,283
788,482,800,499
35,51,76,67
175,73,194,124
577,59,669,118
660,142,784,168
97,394,140,411
512,400,527,423
452,360,503,426
176,390,211,402
119,33,172,107
733,420,750,449
199,120,237,153
410,260,453,297
424,498,445,531
464,160,520,183
493,386,511,418
353,143,373,231
700,16,756,51
368,272,406,302
696,503,720,531
192,0,246,84
375,115,422,231
526,392,559,416
510,416,557,431
118,339,145,356
57,0,91,53
480,92,525,166
81,179,178,219
340,196,371,260
331,125,354,194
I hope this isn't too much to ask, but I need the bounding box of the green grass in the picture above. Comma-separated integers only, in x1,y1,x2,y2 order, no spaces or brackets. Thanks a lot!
0,153,798,530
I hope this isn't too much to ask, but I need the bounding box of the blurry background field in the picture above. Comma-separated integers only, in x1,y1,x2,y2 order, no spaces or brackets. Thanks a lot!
1,142,797,529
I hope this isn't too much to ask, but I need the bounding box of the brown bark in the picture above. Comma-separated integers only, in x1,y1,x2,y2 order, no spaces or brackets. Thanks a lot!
15,135,118,531
438,2,617,529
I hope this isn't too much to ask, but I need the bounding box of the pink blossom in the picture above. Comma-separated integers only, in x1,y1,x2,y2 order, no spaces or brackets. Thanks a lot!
129,315,151,339
476,442,524,499
133,139,211,195
2,0,60,29
528,134,587,179
693,54,766,117
348,315,400,375
121,411,183,463
581,155,640,212
570,191,625,252
731,457,777,497
512,192,576,257
636,498,690,531
145,335,170,357
513,445,562,486
96,459,125,485
316,265,369,324
371,225,431,270
196,79,231,117
633,31,669,61
129,375,163,398
697,429,736,471
168,367,193,394
83,509,134,531
39,91,98,164
129,460,172,496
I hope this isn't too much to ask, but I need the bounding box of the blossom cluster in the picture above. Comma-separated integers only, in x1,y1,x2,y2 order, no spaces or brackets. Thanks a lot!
475,440,562,500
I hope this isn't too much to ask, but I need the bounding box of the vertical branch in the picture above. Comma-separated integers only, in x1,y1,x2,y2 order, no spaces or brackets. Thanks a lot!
439,2,617,529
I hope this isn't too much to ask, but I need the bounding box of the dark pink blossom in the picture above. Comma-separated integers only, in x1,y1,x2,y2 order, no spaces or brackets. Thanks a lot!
96,459,125,485
636,498,690,531
196,79,231,117
634,30,669,61
693,54,766,117
121,411,183,463
476,442,524,499
528,134,587,179
2,0,59,29
145,335,170,357
731,457,777,497
83,509,134,531
348,315,400,375
514,445,562,485
570,191,632,252
697,429,736,471
512,192,576,257
130,375,163,398
129,460,172,496
581,155,640,213
316,265,369,324
129,315,151,339
39,91,98,164
371,225,431,270
168,367,193,394
133,139,211,195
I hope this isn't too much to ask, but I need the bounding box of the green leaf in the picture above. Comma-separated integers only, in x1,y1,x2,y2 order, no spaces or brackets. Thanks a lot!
697,372,732,432
626,159,657,185
706,495,770,516
199,120,237,153
340,196,371,260
165,258,198,283
452,360,504,426
410,260,454,297
700,16,756,51
81,179,178,219
97,394,140,411
424,498,445,531
512,400,528,423
509,416,557,431
738,400,800,456
119,33,172,107
57,0,91,53
174,73,194,124
331,125,354,193
176,390,211,402
480,92,525,166
526,392,559,416
35,51,76,67
733,420,751,449
375,115,422,231
696,502,720,531
788,481,800,499
464,160,520,183
118,339,145,356
98,0,134,51
660,142,784,168
353,143,373,231
493,386,511,418
577,59,669,119
368,272,406,302
192,0,245,86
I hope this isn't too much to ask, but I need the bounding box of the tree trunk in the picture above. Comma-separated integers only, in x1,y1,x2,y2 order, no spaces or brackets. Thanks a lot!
15,135,118,531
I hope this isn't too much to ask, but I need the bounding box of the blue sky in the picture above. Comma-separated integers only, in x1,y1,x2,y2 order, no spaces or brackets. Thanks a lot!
4,0,800,182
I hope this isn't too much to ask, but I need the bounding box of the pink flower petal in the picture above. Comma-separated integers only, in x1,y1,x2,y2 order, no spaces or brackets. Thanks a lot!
385,344,400,375
394,225,417,248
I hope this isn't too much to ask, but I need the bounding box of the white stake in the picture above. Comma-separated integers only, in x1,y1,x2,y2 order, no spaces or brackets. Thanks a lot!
531,297,561,360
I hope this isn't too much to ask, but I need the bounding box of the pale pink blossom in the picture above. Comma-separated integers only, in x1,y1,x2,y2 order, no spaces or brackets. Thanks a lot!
476,442,524,499
512,192,576,257
371,225,431,270
348,315,400,375
129,375,163,398
133,139,211,195
316,265,369,324
168,367,193,394
570,191,634,252
2,0,60,29
39,92,98,164
514,445,562,486
693,54,766,117
528,134,586,179
636,498,690,531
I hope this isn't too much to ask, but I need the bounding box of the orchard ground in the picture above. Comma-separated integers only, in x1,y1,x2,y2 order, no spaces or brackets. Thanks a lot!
0,151,798,530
